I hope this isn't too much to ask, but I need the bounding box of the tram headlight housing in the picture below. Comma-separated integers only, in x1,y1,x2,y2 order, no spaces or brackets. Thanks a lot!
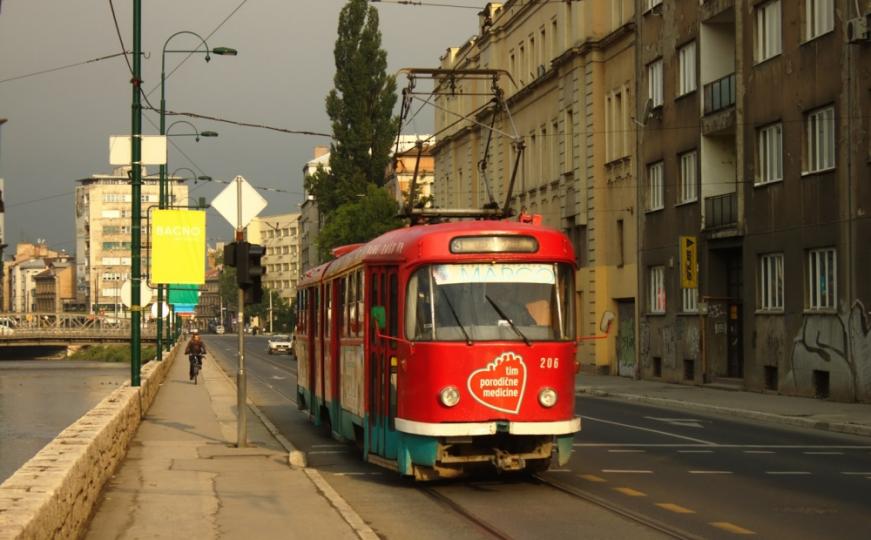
538,388,557,408
439,386,461,407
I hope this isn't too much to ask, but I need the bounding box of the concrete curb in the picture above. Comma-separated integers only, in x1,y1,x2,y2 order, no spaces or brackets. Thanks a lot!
0,341,183,540
210,357,378,540
576,386,871,438
210,361,308,467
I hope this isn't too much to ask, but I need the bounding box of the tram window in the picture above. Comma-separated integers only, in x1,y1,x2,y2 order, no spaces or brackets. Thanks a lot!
343,276,351,338
337,279,345,337
389,273,398,347
405,263,576,342
356,271,364,337
325,283,332,338
370,271,378,338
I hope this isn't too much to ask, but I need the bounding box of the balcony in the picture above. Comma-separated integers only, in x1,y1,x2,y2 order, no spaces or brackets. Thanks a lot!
703,73,735,115
704,192,737,229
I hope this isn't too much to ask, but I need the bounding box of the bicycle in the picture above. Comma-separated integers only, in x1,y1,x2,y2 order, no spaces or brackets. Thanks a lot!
189,354,203,384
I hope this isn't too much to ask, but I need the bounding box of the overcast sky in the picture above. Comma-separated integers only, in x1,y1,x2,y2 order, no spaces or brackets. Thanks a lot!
0,0,479,254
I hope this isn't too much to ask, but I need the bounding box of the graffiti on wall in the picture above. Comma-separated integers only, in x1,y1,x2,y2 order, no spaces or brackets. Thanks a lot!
788,301,871,402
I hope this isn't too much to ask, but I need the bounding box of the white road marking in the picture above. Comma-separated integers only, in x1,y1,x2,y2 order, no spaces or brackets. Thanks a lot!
271,375,286,380
803,451,843,455
744,450,775,454
581,416,716,445
688,470,733,475
645,416,705,428
765,471,811,475
602,469,653,474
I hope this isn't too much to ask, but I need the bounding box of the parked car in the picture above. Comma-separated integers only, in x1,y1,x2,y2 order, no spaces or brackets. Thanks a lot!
215,325,225,335
266,334,294,355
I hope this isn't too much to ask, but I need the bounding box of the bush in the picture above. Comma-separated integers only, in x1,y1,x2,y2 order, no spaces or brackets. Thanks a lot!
69,344,158,363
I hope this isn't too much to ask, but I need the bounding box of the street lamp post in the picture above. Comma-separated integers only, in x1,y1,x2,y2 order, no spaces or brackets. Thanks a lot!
157,32,235,358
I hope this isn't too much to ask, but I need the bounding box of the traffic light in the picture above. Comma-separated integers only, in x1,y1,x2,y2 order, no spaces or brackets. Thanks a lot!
223,242,238,267
236,242,265,305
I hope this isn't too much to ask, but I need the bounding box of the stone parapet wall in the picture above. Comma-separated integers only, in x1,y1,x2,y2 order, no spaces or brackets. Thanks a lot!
0,343,181,540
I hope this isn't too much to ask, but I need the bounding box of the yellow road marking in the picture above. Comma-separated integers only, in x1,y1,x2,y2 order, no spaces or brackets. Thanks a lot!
710,522,756,535
579,474,607,483
656,503,695,514
613,487,646,497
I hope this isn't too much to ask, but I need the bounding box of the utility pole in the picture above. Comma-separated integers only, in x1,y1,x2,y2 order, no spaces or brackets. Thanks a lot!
235,176,247,447
129,0,142,386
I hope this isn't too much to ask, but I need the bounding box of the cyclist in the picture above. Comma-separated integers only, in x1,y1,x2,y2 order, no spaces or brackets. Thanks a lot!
184,329,207,382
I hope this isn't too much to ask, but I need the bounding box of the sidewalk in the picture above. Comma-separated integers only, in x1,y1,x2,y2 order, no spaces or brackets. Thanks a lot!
85,349,360,540
576,368,871,438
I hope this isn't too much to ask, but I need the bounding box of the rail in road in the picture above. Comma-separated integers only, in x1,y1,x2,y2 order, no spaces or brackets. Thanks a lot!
0,312,158,345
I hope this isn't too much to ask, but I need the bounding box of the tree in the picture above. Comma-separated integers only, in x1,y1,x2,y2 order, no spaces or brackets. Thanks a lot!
317,184,403,260
307,0,398,218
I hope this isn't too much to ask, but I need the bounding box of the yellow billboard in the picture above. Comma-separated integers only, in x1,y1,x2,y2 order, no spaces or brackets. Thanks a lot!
151,210,206,284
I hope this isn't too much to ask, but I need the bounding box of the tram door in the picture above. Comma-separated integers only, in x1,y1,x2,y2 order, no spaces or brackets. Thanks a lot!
367,266,399,458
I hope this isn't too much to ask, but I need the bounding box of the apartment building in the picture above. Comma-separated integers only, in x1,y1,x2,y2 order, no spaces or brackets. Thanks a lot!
247,212,301,304
637,0,871,401
75,166,187,314
384,142,435,208
432,1,638,372
34,259,76,312
3,242,65,312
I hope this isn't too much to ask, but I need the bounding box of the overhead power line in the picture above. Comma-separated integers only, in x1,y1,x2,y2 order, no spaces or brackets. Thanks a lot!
0,51,131,85
146,107,332,138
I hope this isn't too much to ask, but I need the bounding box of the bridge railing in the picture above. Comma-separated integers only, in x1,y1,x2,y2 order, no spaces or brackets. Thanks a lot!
0,313,157,339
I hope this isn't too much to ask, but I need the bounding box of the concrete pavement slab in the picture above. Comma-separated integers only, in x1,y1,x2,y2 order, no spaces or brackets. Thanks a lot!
85,350,359,540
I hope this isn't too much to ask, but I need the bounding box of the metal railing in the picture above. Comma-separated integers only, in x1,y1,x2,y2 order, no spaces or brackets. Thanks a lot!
704,192,738,229
703,73,736,115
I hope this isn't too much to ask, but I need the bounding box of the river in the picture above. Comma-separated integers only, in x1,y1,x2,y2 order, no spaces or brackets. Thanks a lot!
0,359,129,483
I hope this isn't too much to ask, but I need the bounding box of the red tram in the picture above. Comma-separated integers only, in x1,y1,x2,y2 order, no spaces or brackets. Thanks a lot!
294,220,579,479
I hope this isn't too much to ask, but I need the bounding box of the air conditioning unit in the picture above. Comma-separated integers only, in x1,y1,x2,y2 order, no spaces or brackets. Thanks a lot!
846,16,870,43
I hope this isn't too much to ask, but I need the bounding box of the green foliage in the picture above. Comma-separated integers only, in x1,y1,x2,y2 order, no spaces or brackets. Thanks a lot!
243,289,295,332
317,184,403,259
70,344,158,363
311,0,398,219
219,265,238,312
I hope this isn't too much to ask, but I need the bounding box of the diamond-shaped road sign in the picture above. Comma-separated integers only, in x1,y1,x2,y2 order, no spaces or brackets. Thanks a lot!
211,176,268,230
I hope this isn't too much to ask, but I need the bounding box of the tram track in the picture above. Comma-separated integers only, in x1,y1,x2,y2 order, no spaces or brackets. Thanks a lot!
415,469,698,540
532,473,701,540
419,486,513,540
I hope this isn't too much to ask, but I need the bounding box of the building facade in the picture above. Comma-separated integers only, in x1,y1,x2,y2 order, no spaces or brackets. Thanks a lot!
384,142,435,208
637,0,871,401
3,242,66,312
247,212,301,304
34,260,76,313
75,166,187,315
432,1,638,372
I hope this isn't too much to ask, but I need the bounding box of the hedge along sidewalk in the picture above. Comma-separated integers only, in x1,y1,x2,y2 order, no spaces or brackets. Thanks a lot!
0,343,182,540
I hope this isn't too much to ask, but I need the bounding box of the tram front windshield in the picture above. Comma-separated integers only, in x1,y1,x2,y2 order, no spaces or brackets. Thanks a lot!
405,263,575,342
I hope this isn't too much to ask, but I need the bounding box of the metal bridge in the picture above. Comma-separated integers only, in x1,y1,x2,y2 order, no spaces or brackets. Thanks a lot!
0,313,158,347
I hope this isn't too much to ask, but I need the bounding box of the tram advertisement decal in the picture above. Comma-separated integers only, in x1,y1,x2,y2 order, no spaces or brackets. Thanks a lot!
467,352,527,414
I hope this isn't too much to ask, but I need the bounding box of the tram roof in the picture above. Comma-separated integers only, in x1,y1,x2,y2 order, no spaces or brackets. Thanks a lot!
298,220,574,287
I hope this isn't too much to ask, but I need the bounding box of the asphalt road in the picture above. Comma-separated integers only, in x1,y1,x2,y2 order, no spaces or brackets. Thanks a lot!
203,335,871,539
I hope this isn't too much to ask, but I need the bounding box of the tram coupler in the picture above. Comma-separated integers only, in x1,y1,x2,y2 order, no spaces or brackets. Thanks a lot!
491,449,525,471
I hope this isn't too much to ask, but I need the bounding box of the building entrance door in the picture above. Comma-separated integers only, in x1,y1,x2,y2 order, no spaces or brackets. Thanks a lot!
616,300,635,377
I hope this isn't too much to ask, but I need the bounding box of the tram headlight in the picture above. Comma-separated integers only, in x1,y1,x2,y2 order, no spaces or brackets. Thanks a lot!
439,386,461,407
538,388,557,408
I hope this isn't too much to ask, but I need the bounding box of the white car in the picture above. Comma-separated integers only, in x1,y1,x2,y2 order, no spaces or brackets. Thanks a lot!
267,334,294,355
215,325,225,335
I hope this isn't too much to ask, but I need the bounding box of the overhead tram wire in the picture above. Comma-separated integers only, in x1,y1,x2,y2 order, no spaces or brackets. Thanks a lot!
0,51,131,85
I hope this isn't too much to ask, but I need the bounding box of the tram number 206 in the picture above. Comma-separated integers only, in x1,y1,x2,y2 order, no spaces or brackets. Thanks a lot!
539,357,560,369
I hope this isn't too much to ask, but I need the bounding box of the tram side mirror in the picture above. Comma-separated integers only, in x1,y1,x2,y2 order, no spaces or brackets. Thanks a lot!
599,311,615,334
371,306,386,331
